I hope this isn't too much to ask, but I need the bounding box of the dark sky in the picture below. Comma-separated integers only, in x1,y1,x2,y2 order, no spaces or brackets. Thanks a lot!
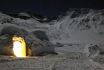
0,0,104,17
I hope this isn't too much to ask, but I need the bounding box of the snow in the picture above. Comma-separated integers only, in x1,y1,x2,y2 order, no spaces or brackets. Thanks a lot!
0,8,104,69
0,9,104,51
19,12,30,17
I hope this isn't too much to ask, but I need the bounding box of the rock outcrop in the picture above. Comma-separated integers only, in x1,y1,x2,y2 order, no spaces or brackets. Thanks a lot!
84,44,104,57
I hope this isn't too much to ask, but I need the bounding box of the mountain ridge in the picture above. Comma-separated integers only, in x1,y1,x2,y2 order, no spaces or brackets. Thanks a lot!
0,8,104,31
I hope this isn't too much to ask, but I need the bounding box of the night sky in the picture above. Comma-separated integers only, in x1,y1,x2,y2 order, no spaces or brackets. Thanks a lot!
0,0,104,17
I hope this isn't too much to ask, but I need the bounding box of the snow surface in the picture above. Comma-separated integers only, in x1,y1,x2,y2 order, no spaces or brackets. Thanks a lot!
0,9,104,51
0,8,104,69
0,9,104,46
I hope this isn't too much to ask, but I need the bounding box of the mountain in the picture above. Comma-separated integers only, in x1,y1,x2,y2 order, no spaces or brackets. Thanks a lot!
54,8,104,30
0,8,104,70
0,8,104,44
2,10,56,23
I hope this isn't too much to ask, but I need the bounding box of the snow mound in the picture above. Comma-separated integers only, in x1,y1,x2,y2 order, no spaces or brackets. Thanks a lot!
0,24,56,56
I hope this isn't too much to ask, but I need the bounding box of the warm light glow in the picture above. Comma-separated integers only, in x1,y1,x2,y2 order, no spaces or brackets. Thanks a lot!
13,41,22,57
12,36,26,57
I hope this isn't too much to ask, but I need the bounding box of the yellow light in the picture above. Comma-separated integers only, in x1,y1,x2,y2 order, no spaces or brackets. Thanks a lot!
12,36,26,57
13,41,22,57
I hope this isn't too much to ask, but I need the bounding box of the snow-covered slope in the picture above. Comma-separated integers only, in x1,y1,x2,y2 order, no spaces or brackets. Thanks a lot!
0,8,104,44
54,8,104,30
0,9,104,70
48,8,104,44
